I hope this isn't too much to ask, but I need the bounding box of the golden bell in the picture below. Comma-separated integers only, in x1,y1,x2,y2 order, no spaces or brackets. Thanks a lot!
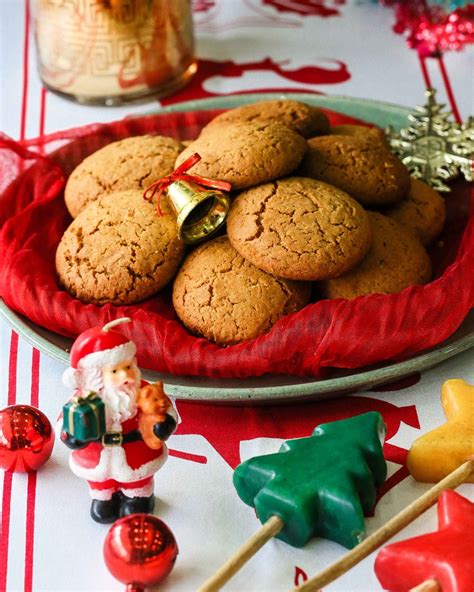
167,179,231,244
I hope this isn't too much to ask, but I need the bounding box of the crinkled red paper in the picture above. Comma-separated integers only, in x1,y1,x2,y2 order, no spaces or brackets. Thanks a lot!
0,109,472,378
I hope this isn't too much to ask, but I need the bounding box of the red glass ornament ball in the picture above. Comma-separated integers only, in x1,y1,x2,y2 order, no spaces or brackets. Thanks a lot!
104,514,178,588
0,405,54,473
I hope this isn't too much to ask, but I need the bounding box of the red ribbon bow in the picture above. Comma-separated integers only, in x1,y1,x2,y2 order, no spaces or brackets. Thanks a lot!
143,152,232,216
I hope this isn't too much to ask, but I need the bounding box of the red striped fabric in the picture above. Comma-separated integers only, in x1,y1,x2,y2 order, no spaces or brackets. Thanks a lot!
24,348,40,592
0,332,19,590
2,3,34,589
20,0,30,142
24,473,37,592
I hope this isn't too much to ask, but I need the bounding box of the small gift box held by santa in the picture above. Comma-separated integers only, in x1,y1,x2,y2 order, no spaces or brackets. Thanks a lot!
63,392,106,442
59,318,178,523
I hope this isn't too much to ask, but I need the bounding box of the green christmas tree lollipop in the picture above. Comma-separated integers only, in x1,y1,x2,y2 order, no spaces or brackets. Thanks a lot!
234,411,387,549
198,412,387,592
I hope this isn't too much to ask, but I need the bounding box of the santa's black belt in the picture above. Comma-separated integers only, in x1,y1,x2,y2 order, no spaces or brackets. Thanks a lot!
101,430,142,447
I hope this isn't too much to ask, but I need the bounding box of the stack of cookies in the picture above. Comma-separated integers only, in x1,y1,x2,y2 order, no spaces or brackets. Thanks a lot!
56,99,446,345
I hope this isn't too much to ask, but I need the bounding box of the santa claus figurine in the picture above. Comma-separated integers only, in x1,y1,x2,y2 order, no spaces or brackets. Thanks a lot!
60,317,178,524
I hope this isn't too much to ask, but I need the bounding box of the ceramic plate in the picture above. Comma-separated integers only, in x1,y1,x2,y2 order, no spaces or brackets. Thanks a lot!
1,93,472,403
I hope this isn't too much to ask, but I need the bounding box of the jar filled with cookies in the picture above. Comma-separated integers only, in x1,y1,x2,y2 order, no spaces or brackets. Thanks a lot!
32,0,196,105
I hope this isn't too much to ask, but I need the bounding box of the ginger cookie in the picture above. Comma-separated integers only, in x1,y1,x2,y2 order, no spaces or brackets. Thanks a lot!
56,190,185,305
227,177,372,281
172,236,311,345
299,135,410,206
65,135,183,218
319,212,432,299
329,124,388,146
174,121,308,190
201,99,330,138
385,178,446,246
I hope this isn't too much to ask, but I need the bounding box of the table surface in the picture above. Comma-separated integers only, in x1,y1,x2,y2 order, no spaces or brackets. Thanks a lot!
0,1,473,591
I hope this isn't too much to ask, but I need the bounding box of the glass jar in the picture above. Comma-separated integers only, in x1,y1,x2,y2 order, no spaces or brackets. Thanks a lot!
32,0,197,105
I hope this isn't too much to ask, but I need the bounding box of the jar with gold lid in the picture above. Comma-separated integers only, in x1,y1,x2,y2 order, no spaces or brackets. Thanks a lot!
32,0,196,105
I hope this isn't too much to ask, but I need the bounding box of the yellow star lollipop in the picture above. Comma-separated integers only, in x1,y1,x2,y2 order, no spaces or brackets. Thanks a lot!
407,379,474,483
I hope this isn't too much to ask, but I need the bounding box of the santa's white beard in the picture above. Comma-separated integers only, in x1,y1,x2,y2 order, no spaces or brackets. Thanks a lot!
100,384,138,430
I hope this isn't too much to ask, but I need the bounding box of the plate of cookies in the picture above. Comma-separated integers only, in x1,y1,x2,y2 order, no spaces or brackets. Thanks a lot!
0,93,472,402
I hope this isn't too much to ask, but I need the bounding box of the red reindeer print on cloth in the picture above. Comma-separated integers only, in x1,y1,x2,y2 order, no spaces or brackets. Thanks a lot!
173,396,418,508
176,395,419,466
262,0,344,18
160,57,350,105
193,0,345,29
192,0,217,12
294,566,309,586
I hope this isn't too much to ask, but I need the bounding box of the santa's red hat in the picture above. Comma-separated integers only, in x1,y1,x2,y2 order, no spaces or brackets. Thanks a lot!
62,318,137,389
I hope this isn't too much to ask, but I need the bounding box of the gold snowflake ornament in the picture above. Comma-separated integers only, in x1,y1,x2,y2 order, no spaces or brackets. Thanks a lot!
386,88,474,192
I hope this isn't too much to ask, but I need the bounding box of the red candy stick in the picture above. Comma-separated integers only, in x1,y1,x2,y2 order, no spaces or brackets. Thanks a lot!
375,490,474,592
292,461,473,592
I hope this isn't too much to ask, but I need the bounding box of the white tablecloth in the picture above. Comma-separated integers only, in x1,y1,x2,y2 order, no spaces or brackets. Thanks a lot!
0,1,472,591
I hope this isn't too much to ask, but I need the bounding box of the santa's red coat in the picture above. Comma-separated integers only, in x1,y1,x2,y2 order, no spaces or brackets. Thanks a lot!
69,412,168,483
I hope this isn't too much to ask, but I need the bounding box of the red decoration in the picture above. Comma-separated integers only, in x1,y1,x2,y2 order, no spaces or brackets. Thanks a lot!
0,405,54,472
143,152,231,215
294,566,309,586
263,0,342,18
176,394,419,469
160,57,351,106
103,514,178,592
382,1,474,56
192,0,216,12
0,110,472,379
375,489,474,592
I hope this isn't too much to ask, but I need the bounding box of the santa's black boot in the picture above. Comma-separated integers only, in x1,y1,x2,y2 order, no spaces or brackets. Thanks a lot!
119,494,155,517
90,493,121,523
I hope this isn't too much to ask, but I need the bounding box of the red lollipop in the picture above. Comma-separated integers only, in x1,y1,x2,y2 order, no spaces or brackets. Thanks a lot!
0,405,54,472
104,514,178,592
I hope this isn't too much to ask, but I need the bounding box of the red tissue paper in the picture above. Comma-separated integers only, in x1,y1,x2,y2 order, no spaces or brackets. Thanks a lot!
0,109,472,379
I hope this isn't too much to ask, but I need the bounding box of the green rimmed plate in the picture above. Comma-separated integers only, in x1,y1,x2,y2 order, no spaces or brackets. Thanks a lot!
1,93,472,403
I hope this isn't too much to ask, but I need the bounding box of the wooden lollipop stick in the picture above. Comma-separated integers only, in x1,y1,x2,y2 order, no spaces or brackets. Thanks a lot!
292,458,474,592
409,580,440,592
198,515,284,592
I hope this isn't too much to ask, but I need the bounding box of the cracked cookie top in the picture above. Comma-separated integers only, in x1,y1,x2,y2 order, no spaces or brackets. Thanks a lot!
174,121,308,190
200,99,330,138
385,178,446,246
329,124,388,146
319,212,432,299
172,236,311,345
227,177,372,281
56,190,185,305
298,135,410,206
65,135,184,218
